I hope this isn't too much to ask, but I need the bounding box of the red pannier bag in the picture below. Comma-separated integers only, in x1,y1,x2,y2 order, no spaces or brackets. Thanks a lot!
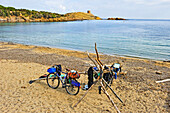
68,70,80,79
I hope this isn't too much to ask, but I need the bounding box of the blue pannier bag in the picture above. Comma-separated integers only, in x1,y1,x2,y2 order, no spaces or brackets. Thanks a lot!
71,80,80,87
47,68,56,73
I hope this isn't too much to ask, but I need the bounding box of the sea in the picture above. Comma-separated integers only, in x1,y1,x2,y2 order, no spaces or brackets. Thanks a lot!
0,19,170,61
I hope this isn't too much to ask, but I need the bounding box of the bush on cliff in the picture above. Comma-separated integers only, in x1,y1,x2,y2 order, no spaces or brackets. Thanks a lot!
0,5,63,19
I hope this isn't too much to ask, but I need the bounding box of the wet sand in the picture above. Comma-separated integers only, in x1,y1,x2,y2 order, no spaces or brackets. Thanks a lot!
0,41,169,113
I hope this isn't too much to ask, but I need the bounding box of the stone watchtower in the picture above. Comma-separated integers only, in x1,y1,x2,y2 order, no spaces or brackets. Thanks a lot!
87,10,91,14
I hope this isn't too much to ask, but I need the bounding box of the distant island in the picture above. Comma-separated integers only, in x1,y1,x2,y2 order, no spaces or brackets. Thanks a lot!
107,17,126,20
0,5,126,23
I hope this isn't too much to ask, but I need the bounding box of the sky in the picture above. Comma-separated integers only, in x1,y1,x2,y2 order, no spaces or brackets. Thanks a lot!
0,0,170,19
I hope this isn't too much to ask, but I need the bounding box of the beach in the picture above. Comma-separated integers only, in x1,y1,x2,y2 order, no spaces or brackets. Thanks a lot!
0,41,169,113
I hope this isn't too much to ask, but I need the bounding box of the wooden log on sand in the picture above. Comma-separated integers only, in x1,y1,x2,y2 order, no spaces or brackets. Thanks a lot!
155,79,170,83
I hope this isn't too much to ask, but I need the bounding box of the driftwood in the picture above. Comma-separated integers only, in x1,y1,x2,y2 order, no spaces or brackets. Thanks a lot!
156,79,170,83
102,78,123,103
95,43,103,66
95,58,102,69
79,71,87,74
73,79,99,108
73,43,123,112
87,51,98,68
101,80,121,113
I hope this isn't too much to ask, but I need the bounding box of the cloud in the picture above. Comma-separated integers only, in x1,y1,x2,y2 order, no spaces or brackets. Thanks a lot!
59,5,66,11
44,0,66,12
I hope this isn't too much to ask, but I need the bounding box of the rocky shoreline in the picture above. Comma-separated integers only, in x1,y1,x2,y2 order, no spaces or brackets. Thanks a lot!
0,11,101,23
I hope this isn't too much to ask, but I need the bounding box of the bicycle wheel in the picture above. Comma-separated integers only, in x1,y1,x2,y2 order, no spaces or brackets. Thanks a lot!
65,79,79,95
46,73,60,89
102,73,113,89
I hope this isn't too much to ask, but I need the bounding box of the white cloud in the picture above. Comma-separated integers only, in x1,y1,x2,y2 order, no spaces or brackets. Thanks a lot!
59,5,66,11
44,0,66,12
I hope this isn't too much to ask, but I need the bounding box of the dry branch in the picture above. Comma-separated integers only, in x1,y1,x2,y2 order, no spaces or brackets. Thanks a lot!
72,79,99,108
87,51,98,68
73,43,123,111
102,78,124,103
101,81,121,113
95,43,103,66
95,58,102,69
156,79,170,83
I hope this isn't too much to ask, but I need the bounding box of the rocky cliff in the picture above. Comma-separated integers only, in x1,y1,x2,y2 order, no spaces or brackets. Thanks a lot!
0,5,101,23
0,12,101,23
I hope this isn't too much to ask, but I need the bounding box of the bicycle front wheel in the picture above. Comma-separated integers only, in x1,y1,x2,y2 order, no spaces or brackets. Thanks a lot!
65,79,79,95
46,73,60,89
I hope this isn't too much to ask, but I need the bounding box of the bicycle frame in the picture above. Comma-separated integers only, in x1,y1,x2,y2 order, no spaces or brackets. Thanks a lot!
49,71,67,85
47,68,81,95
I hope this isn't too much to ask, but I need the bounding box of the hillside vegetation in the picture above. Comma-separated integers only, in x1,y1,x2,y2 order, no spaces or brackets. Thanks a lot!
0,5,101,22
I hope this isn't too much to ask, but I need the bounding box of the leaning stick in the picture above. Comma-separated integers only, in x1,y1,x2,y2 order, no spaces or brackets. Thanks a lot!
73,79,99,108
79,71,87,74
119,72,127,75
87,51,98,68
101,81,121,113
102,78,124,103
156,79,170,83
95,43,103,66
95,58,102,69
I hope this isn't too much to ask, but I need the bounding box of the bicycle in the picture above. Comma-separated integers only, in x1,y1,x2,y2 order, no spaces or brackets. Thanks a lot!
102,63,121,88
46,65,80,95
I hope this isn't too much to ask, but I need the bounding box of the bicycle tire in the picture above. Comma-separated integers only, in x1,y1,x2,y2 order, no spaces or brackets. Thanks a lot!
65,79,79,95
46,73,60,89
103,72,113,89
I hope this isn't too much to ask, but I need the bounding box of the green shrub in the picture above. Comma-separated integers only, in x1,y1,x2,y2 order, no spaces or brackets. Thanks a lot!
0,4,64,19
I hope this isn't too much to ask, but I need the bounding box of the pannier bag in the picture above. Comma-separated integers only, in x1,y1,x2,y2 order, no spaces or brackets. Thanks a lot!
71,80,80,87
68,70,80,79
47,64,62,74
47,67,56,73
112,63,121,72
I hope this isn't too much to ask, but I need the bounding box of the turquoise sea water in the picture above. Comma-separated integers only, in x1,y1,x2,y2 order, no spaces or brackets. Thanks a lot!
0,20,170,61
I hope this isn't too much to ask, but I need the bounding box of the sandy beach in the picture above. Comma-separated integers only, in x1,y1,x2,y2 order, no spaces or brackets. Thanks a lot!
0,41,169,113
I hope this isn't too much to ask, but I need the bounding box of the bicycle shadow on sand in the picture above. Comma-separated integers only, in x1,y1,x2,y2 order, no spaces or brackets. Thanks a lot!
31,80,67,94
